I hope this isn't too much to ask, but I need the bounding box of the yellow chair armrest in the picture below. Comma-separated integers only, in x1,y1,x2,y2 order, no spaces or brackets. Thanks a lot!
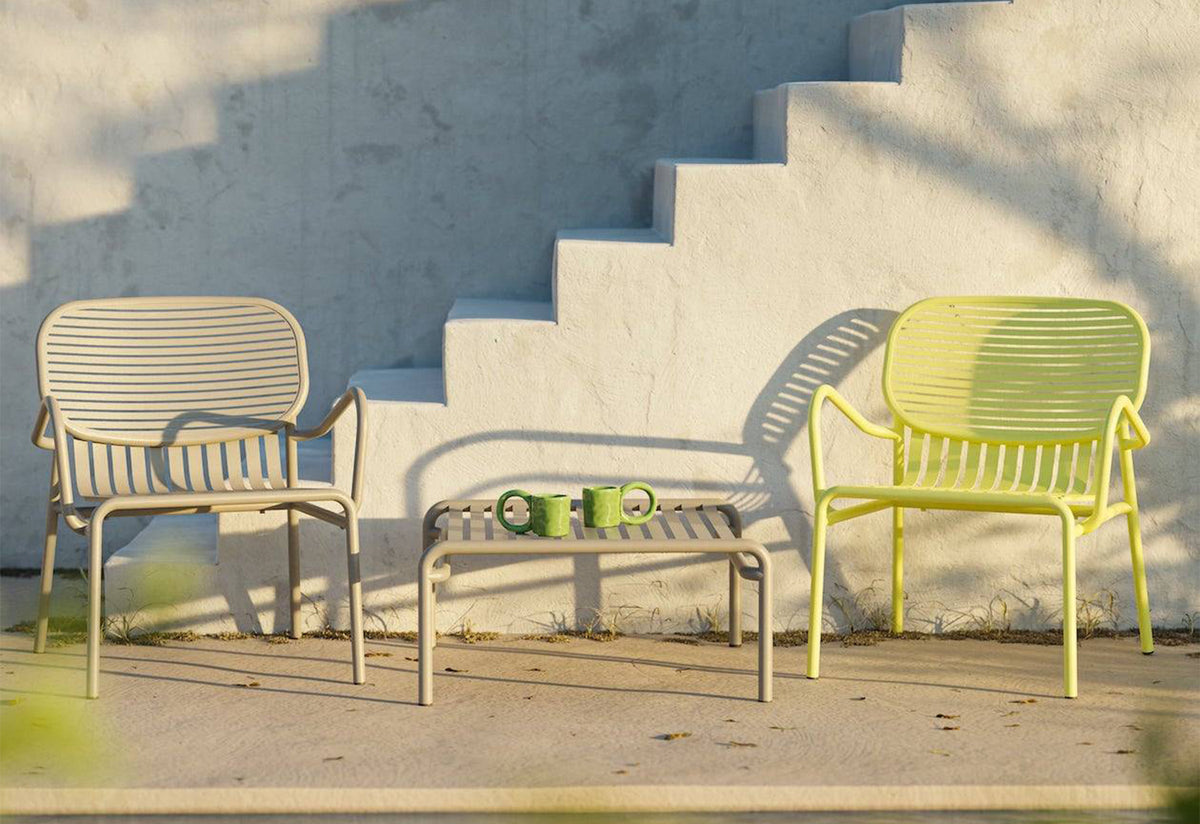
808,384,900,492
1080,396,1151,532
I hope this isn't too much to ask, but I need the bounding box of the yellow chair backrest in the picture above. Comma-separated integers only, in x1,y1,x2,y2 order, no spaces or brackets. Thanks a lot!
882,297,1149,492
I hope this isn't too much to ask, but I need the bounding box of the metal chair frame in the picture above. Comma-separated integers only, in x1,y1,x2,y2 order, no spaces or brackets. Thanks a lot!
31,296,368,698
806,296,1154,698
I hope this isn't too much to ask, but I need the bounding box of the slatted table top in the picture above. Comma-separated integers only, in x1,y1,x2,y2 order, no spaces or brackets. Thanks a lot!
428,498,744,546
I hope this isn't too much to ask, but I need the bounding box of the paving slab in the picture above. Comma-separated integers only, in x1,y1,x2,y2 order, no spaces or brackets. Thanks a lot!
1,619,1196,816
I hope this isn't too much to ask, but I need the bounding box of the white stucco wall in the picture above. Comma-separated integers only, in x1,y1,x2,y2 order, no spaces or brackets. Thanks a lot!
4,0,1197,639
1,0,947,567
293,0,1196,636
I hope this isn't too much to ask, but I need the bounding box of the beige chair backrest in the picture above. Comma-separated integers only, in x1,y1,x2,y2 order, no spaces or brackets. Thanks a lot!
37,297,308,497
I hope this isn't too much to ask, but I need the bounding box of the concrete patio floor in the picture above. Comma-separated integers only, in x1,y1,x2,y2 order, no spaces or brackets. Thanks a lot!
2,575,1197,816
2,616,1198,816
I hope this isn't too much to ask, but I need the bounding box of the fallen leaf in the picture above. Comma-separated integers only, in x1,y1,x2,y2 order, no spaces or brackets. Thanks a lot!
524,695,534,700
657,732,692,741
235,681,261,688
323,756,344,762
929,749,951,757
1000,711,1019,717
724,718,737,723
1124,724,1143,731
769,725,796,731
364,652,392,658
850,696,867,701
718,741,758,748
613,769,627,775
1109,749,1136,755
935,714,960,719
1078,742,1093,746
405,656,418,662
939,726,960,731
444,667,467,673
1151,680,1162,685
526,667,544,672
1005,724,1020,728
674,667,691,673
1009,699,1038,704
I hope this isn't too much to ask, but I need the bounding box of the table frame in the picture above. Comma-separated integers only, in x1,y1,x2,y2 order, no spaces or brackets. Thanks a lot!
418,498,773,705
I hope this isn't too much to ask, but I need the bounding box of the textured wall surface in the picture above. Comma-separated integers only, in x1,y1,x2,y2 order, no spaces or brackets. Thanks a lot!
1,0,950,566
308,0,1195,636
4,0,1197,641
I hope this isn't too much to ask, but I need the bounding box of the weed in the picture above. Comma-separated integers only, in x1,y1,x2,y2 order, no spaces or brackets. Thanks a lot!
826,581,890,634
455,619,499,644
1077,588,1121,638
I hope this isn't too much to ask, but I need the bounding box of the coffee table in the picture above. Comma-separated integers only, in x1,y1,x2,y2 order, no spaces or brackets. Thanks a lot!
418,497,772,705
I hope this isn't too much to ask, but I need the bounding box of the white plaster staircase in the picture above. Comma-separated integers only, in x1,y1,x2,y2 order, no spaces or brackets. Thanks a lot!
108,1,1014,634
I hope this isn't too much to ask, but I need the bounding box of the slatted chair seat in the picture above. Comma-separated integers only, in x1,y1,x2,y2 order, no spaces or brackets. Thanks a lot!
805,297,1153,698
31,297,369,698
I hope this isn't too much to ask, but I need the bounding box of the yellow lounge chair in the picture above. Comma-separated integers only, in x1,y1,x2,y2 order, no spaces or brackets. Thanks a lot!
30,297,368,698
806,297,1153,698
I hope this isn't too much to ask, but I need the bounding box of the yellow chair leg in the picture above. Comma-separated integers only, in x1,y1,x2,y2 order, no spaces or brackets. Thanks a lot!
1120,446,1154,654
1061,513,1078,699
891,506,904,634
806,500,829,679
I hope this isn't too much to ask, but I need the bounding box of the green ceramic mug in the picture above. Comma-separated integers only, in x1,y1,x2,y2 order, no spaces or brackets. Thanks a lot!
495,490,571,537
582,482,657,528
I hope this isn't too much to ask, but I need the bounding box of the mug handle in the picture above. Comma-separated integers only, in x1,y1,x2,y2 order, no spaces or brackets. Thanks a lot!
495,489,533,533
619,482,657,526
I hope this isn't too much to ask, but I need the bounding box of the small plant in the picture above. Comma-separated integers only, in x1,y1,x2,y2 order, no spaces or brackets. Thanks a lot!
456,618,499,644
689,603,724,635
1077,588,1121,639
939,594,1013,636
1181,612,1199,637
826,581,890,634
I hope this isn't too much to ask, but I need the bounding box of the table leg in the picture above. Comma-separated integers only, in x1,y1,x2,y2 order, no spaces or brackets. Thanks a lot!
728,558,742,647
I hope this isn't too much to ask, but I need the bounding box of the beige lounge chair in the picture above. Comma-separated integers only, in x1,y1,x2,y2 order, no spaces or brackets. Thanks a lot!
30,297,367,698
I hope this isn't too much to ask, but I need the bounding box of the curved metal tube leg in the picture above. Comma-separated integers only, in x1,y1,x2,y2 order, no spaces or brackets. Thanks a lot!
756,551,773,703
430,581,438,649
86,517,104,700
1061,514,1078,699
418,559,435,706
287,507,302,640
728,558,742,647
1120,448,1154,654
891,506,904,634
806,503,828,679
34,496,59,654
345,510,365,685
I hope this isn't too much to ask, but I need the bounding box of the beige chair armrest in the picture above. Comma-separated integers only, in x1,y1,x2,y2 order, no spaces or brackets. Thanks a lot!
291,388,369,507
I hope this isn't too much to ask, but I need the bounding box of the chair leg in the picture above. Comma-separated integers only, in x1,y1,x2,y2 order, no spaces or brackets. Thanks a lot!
1120,447,1154,654
418,557,436,706
806,500,829,679
756,550,773,703
86,517,104,700
728,558,742,647
34,497,59,654
891,505,904,634
344,509,365,685
287,507,302,640
1060,513,1078,699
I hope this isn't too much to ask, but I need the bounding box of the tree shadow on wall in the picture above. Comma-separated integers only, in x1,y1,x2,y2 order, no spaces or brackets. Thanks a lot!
2,0,956,567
